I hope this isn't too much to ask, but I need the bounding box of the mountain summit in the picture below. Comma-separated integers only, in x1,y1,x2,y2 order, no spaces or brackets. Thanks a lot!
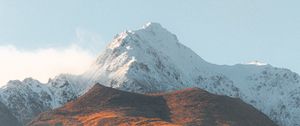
0,23,300,126
84,22,213,93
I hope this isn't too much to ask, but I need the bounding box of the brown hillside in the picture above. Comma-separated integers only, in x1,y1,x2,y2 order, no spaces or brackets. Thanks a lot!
29,84,277,126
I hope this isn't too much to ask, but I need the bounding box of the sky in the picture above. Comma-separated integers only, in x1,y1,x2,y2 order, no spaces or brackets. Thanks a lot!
0,0,300,85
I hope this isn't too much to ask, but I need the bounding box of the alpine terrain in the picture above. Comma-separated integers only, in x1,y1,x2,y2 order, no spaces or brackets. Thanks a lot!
0,22,299,126
29,83,277,126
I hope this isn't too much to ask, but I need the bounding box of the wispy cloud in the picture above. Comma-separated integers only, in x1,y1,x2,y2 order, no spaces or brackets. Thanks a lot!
0,44,95,86
0,27,108,86
74,27,106,54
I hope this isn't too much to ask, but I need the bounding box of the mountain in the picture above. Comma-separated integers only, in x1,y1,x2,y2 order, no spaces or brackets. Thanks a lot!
0,78,53,124
29,83,277,126
0,74,89,124
0,22,300,125
83,23,300,125
0,100,21,126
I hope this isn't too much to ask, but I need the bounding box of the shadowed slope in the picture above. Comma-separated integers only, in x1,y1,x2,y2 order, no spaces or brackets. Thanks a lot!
0,101,22,126
29,83,277,126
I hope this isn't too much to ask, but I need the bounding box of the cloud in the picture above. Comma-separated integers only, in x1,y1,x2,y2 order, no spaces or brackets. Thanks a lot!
0,44,95,86
74,27,107,54
0,27,107,87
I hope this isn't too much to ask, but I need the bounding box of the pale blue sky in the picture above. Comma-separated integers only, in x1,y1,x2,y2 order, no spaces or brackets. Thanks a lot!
0,0,300,74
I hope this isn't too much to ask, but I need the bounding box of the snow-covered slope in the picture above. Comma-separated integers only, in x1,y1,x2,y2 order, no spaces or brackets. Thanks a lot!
0,78,52,124
0,74,89,124
0,22,300,126
83,23,239,96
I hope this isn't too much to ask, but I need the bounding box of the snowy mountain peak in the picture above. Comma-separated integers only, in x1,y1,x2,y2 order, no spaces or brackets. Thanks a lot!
142,22,163,29
137,22,177,41
245,60,268,66
141,22,171,35
107,22,180,52
2,78,39,89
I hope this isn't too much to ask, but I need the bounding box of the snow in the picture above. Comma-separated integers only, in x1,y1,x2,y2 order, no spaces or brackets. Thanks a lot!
245,60,268,66
0,22,300,126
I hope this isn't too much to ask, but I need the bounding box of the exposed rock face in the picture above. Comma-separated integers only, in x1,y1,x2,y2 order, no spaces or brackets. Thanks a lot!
29,84,277,126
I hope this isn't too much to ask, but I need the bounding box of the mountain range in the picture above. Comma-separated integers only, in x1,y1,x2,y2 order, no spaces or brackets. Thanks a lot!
0,22,300,126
